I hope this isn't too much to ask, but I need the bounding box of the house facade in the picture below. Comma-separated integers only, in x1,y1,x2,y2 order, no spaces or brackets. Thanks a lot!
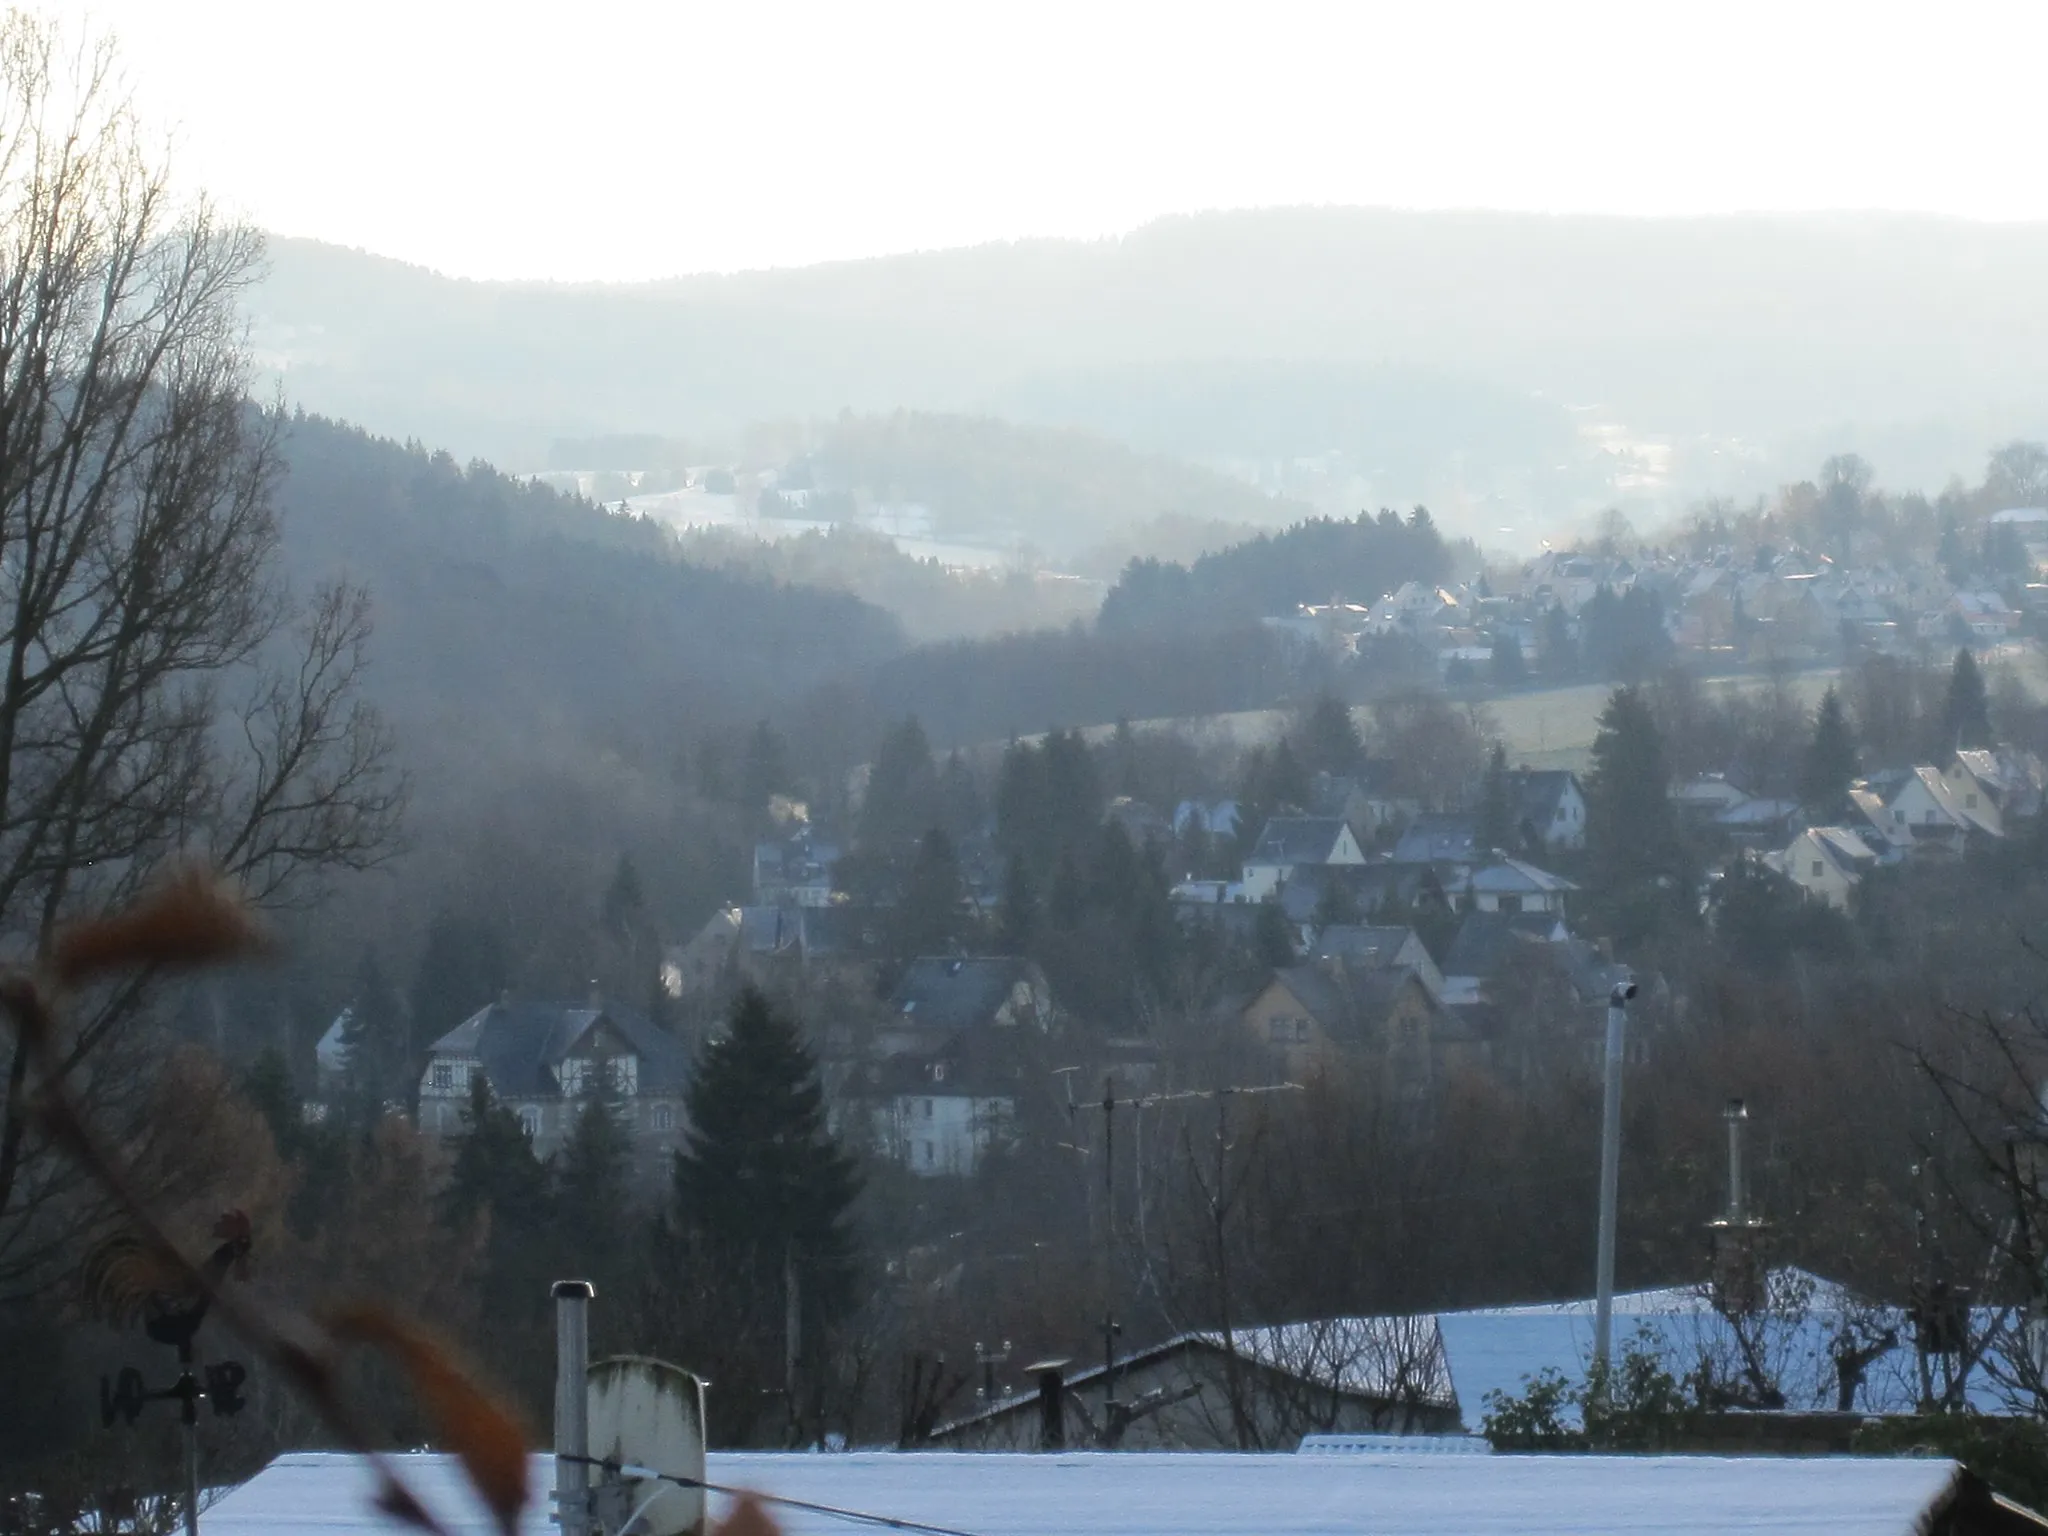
1240,817,1367,902
418,995,692,1176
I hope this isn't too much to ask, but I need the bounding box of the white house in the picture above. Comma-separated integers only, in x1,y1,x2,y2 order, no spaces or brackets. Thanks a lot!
1460,857,1576,916
872,1057,1017,1177
1505,769,1587,852
1240,816,1367,902
1775,827,1882,910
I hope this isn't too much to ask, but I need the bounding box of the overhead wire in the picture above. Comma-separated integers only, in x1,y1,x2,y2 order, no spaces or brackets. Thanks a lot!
557,1453,999,1536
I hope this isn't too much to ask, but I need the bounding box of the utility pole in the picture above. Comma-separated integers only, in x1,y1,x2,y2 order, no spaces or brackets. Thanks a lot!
1592,979,1637,1372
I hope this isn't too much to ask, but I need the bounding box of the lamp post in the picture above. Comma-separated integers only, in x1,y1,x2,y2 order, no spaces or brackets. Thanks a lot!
1592,978,1637,1371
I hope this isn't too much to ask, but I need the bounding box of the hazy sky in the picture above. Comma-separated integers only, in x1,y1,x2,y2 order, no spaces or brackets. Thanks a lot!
46,0,2048,282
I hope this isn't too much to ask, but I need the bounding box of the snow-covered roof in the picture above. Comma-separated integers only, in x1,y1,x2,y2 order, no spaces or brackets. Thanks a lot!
1435,1268,2008,1425
206,1448,2001,1536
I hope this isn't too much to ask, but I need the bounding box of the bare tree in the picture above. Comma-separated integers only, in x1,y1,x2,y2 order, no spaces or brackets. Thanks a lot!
0,15,401,1298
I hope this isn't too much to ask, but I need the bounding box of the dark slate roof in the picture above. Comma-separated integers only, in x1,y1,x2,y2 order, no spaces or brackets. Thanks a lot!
1280,862,1443,924
888,956,1043,1033
427,998,692,1098
1309,925,1420,966
1507,770,1579,826
1440,912,1568,981
1391,814,1478,863
1269,964,1430,1046
1247,816,1352,866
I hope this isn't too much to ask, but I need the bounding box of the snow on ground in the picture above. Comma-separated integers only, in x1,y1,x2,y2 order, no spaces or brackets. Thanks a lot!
207,1448,1970,1536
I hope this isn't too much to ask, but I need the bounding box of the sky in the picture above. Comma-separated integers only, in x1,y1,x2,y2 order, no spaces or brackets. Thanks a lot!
42,0,2048,283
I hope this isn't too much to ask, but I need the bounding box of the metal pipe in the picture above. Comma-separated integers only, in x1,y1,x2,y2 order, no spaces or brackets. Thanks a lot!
1593,982,1635,1370
1724,1098,1749,1224
553,1280,595,1536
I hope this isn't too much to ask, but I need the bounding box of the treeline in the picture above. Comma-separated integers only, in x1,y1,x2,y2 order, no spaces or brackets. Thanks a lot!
1099,507,1461,634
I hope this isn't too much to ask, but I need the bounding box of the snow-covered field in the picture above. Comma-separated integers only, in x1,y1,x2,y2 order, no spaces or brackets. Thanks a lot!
208,1447,1973,1536
619,489,1025,572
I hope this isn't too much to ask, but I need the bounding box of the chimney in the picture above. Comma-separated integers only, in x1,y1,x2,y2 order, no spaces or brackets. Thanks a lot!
1027,1359,1068,1451
498,987,513,1008
552,1280,594,1536
587,980,602,1011
1724,1098,1749,1224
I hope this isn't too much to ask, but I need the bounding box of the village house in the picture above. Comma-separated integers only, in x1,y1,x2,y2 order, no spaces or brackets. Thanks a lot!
416,994,692,1176
856,955,1058,1176
1308,924,1446,1001
928,1314,1458,1450
1238,959,1438,1087
1239,815,1367,902
1772,826,1884,910
1504,768,1587,852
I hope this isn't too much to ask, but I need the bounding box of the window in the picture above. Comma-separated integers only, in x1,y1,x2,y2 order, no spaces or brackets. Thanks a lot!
520,1109,540,1139
1497,894,1522,914
932,1063,948,1083
558,1058,586,1096
920,1141,935,1167
608,1055,638,1096
1967,793,1979,809
1811,861,1824,877
921,1098,934,1118
655,1105,674,1132
1895,809,1905,824
431,1063,453,1092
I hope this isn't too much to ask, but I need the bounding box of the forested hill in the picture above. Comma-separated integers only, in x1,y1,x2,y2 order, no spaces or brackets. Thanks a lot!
273,414,905,766
1098,508,1462,633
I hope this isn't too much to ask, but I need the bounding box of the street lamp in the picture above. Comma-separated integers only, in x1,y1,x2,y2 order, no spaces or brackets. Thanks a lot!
1593,978,1637,1370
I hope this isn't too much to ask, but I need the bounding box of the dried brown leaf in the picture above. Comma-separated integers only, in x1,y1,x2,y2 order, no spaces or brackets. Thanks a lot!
713,1494,783,1536
50,866,270,986
327,1305,529,1536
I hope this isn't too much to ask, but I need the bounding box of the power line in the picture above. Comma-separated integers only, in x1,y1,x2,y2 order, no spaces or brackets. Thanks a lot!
557,1453,997,1536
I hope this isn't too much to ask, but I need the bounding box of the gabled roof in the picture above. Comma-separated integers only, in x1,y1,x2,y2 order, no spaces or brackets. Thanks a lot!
426,998,690,1098
1441,911,1567,981
888,956,1045,1033
1505,769,1579,824
1391,814,1478,863
1810,825,1882,868
1246,816,1353,866
1309,924,1421,966
1465,857,1576,896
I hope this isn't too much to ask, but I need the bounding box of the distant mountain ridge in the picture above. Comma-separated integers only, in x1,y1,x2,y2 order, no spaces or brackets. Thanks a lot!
251,209,2048,519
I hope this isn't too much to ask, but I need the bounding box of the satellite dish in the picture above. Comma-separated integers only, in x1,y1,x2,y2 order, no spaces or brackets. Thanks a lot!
587,1355,708,1536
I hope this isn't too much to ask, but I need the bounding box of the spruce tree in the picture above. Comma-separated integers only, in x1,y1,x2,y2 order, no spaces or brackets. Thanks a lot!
552,1084,636,1306
441,1075,553,1402
1476,741,1514,854
409,912,507,1054
862,717,937,852
670,989,860,1414
1799,687,1859,820
997,852,1039,954
1584,686,1687,939
340,949,408,1127
1940,648,1993,751
888,828,968,965
1299,694,1363,778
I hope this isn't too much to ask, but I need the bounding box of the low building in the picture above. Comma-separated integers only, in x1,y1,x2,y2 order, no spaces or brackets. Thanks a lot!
930,1315,1459,1450
417,995,691,1175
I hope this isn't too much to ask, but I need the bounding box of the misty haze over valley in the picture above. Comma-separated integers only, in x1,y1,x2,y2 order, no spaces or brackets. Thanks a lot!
20,4,2048,1527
